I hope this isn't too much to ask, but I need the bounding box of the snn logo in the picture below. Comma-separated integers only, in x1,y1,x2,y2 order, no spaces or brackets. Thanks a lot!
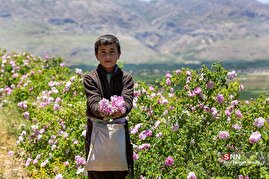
222,153,241,161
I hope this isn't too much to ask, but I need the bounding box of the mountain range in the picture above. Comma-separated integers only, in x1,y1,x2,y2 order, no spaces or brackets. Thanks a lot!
1,0,269,66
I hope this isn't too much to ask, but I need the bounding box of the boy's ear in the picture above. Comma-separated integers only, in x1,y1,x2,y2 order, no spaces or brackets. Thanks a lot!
95,54,100,61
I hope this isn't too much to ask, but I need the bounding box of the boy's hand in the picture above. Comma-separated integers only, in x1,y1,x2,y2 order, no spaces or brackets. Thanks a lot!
111,111,122,119
99,111,107,118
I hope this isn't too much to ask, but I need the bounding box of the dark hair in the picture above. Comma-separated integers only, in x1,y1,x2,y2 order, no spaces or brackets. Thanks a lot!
94,34,121,56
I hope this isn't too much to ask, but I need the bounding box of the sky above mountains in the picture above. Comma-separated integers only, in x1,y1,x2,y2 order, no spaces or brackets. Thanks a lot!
256,0,269,3
140,0,269,3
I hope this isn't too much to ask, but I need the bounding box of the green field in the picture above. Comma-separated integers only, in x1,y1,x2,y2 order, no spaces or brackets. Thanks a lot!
237,73,269,99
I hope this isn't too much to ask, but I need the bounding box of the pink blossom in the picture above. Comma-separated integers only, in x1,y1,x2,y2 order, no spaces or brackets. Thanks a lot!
225,109,231,117
249,131,261,144
48,81,55,87
198,103,204,109
75,68,83,75
217,94,224,103
231,100,239,106
53,104,60,110
64,161,69,167
206,81,214,89
232,124,242,131
158,97,168,105
138,143,150,150
175,69,181,74
76,167,84,175
7,151,14,156
23,112,30,119
227,70,237,80
154,120,161,129
75,155,86,166
219,131,230,140
235,110,243,118
147,107,153,117
64,81,72,92
139,129,152,140
98,98,113,116
165,73,172,78
55,97,62,103
166,78,171,85
193,87,202,95
238,175,249,179
12,73,19,78
156,132,162,138
164,156,174,166
18,101,28,109
186,71,191,76
163,110,168,115
55,174,63,179
148,86,154,91
133,152,139,160
25,158,32,167
188,91,196,97
171,122,179,132
253,117,265,128
187,172,197,179
211,107,218,118
203,106,210,113
33,159,38,165
130,123,142,135
110,95,126,114
194,87,202,95
134,91,140,97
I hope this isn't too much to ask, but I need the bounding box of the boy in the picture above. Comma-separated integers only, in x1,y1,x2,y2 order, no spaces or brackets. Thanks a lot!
83,34,134,179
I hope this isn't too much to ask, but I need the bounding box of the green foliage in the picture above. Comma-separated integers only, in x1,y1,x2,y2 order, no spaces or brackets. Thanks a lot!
0,51,268,178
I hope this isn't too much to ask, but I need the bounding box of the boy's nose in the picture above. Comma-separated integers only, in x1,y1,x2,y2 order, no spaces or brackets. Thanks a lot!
104,54,112,59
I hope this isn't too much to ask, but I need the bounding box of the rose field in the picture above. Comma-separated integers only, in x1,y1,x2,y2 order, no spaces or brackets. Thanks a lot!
0,49,268,178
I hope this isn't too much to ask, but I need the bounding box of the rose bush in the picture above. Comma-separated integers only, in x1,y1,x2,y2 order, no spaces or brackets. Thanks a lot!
0,50,268,178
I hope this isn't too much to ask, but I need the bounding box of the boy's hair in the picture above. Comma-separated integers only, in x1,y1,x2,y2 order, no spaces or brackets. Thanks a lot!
94,34,121,56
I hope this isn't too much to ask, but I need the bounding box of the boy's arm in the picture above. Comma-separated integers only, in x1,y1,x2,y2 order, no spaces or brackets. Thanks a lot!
122,73,134,116
83,75,103,118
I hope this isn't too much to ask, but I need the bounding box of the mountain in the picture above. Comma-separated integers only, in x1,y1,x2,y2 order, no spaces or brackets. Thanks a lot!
0,0,269,66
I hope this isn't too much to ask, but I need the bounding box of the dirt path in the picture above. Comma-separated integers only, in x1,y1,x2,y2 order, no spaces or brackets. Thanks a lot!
0,117,29,179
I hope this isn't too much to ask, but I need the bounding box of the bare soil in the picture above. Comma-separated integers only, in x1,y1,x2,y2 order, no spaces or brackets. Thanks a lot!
0,117,29,179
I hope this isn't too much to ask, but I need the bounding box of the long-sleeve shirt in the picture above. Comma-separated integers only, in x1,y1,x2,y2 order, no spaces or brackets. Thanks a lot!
83,64,134,119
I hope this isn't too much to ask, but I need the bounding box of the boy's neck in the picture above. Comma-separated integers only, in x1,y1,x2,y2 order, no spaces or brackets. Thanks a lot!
99,64,117,73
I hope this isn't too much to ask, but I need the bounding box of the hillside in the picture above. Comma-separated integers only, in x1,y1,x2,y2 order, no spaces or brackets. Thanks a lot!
1,0,269,65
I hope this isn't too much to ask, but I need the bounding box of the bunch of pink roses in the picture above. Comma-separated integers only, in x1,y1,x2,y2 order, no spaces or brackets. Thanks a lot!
98,95,126,117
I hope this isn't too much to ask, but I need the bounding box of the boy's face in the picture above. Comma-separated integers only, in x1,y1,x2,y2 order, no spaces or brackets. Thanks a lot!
96,43,120,73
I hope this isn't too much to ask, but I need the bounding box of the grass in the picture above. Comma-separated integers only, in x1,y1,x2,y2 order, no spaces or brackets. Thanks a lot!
0,106,24,136
239,90,268,100
0,106,29,178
